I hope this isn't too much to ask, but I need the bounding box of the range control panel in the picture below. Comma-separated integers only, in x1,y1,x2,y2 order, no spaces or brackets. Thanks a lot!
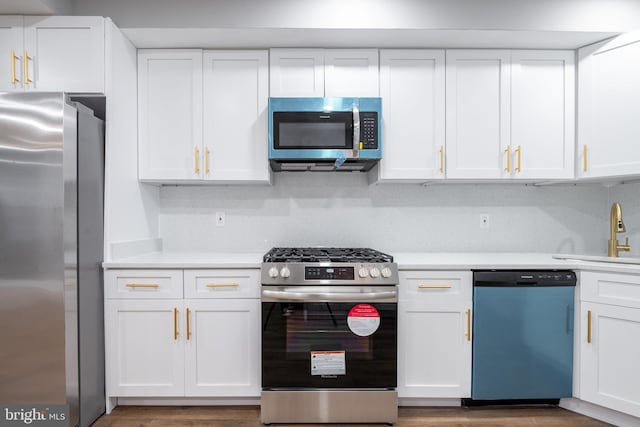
305,266,355,280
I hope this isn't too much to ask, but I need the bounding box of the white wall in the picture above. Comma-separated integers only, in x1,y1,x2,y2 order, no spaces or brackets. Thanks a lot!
610,182,640,257
158,174,608,254
104,20,160,259
72,0,640,32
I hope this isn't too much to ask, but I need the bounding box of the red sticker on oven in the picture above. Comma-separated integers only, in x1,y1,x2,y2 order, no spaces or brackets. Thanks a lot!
347,304,380,337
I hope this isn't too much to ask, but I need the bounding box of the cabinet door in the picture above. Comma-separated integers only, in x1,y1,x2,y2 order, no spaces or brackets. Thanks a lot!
398,301,471,398
269,49,324,97
138,50,203,181
106,300,184,396
377,50,445,181
446,50,511,179
511,50,575,179
324,49,379,97
578,33,640,179
581,302,640,417
22,16,104,92
184,299,260,396
203,51,269,182
0,16,23,91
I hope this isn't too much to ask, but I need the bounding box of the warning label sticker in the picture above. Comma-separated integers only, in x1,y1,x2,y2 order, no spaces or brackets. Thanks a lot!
347,304,380,337
311,351,346,376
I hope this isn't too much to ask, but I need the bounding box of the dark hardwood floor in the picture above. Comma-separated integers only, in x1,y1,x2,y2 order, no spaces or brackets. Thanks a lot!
92,405,613,427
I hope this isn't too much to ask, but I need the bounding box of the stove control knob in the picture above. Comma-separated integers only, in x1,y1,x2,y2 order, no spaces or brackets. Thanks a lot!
369,267,381,278
358,267,369,278
268,267,279,278
280,267,291,278
381,267,392,278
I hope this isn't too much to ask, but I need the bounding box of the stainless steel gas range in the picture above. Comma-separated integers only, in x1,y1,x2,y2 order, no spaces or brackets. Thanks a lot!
260,247,399,425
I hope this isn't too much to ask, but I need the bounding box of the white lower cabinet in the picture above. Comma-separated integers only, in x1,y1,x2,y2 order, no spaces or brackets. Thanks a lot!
579,271,640,418
398,271,472,398
184,299,260,396
105,269,260,401
106,299,185,396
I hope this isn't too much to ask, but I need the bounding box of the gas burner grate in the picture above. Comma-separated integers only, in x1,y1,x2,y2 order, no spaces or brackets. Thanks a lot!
263,247,394,263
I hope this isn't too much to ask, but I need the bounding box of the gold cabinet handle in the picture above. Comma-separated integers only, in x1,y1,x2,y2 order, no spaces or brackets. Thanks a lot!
418,285,452,289
10,49,20,83
24,50,32,84
205,147,210,175
587,310,592,343
515,145,521,173
186,308,192,340
583,144,588,173
126,283,160,288
504,145,511,173
439,145,444,174
206,283,240,288
195,146,200,174
465,308,471,342
173,308,179,340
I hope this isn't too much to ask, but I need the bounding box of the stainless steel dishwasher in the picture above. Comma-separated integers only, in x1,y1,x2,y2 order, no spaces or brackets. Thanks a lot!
470,270,576,403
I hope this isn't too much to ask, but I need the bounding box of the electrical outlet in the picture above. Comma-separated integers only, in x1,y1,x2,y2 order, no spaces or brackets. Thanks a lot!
480,213,490,229
215,212,225,227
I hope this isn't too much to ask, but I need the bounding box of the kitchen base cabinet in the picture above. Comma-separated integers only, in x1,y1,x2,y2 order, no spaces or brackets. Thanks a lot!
579,271,640,419
106,299,184,397
104,269,261,411
184,299,260,397
580,302,640,418
398,271,472,398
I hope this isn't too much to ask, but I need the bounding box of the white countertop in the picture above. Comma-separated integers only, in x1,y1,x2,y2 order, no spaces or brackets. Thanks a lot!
102,251,264,269
103,251,640,274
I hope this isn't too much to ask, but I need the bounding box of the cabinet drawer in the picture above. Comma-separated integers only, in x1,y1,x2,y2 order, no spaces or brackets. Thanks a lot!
399,271,472,302
580,271,640,309
105,270,183,299
184,269,260,299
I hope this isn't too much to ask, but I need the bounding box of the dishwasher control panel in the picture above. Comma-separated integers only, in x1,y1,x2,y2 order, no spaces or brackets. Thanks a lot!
473,270,577,287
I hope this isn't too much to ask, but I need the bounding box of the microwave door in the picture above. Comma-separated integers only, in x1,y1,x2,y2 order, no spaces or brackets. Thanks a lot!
273,112,353,150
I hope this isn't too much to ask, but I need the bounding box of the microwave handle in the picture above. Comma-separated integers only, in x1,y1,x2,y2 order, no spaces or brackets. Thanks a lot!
352,104,360,158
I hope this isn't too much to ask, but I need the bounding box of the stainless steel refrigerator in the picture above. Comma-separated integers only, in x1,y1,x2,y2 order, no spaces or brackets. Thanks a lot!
0,93,105,427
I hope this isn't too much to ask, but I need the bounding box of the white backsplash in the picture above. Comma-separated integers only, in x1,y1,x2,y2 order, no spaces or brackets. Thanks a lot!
157,173,611,254
610,182,640,257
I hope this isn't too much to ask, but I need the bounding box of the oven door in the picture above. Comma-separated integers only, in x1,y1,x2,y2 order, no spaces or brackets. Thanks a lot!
261,286,397,389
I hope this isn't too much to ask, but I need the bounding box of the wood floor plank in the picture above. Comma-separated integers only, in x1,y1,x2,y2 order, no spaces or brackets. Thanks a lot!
92,405,612,427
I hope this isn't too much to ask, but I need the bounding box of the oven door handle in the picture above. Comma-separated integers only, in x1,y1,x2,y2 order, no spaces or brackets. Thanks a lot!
261,289,397,302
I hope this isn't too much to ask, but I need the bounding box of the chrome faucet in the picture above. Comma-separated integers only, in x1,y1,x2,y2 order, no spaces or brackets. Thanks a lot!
608,202,631,257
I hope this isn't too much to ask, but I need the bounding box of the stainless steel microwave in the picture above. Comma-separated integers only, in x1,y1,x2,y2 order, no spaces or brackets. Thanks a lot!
268,97,382,172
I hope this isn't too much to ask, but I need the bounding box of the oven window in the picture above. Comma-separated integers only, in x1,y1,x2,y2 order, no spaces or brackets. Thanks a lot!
262,302,397,389
285,303,372,358
273,112,353,149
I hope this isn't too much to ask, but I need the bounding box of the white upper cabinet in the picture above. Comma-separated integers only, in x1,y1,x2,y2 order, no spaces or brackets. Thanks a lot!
376,49,445,182
269,49,324,97
0,16,24,92
510,50,575,180
203,51,269,182
446,49,574,180
138,50,203,181
324,49,379,97
578,32,640,179
0,16,104,93
446,50,511,179
269,48,379,97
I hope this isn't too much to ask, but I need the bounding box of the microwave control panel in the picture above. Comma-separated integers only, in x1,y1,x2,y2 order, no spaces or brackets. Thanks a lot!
360,112,378,149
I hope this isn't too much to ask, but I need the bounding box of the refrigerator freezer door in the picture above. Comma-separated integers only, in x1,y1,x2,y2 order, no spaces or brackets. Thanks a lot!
0,93,67,403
